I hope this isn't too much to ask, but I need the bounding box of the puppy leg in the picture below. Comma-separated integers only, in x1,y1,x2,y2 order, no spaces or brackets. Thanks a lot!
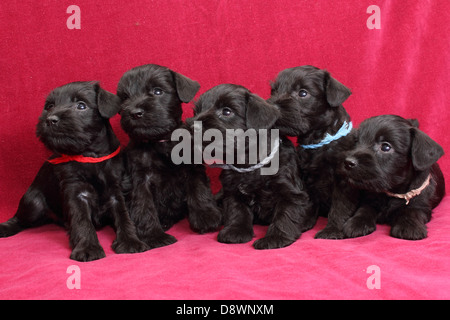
0,217,23,237
64,184,106,262
108,186,149,254
254,186,311,249
315,182,359,239
186,165,222,234
0,164,58,237
253,207,302,250
343,205,377,238
390,207,430,240
129,179,177,248
0,188,47,237
218,195,254,244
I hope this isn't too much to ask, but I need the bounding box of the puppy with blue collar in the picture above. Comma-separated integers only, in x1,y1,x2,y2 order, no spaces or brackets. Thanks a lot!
189,84,314,249
269,65,355,238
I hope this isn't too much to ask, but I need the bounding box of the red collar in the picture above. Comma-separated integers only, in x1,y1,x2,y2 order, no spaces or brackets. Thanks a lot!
47,146,121,165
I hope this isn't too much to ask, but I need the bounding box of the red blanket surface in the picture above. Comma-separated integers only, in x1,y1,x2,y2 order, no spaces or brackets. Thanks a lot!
0,0,449,299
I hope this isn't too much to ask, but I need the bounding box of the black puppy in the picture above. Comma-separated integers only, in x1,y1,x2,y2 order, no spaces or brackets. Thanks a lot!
0,82,148,261
269,65,355,238
189,84,314,249
117,64,221,248
337,115,445,240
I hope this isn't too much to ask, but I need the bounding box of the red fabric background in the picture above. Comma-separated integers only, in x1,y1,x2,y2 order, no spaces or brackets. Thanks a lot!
0,0,449,299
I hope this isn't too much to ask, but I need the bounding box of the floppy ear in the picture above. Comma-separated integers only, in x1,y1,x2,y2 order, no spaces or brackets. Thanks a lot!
407,118,420,128
172,71,200,103
325,71,352,107
246,93,281,129
410,127,444,171
93,82,122,118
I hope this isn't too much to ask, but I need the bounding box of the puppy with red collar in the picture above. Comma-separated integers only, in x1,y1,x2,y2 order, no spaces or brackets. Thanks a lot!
0,82,148,261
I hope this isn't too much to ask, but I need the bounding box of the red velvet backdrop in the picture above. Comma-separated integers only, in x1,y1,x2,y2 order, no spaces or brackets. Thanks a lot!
0,1,449,222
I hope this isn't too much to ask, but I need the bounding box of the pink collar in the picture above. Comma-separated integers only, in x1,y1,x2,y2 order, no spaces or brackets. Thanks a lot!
385,174,432,205
47,146,121,165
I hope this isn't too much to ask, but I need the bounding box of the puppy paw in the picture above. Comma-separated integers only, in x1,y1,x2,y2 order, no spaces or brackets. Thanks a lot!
189,206,222,234
390,222,427,240
343,216,376,238
0,218,22,237
218,226,253,244
253,235,296,250
0,225,17,238
112,237,149,254
142,232,177,249
314,226,345,239
70,242,106,262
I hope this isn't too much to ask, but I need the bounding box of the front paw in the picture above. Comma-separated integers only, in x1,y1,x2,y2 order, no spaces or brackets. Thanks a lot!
253,235,296,250
218,226,253,244
142,232,177,249
390,222,427,240
315,226,345,239
343,216,376,238
189,206,222,234
112,237,149,254
70,242,106,262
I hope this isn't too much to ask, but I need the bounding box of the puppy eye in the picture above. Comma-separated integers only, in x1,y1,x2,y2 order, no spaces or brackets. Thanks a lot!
380,142,392,152
45,104,54,111
222,107,233,116
299,89,308,98
76,102,87,110
153,88,164,96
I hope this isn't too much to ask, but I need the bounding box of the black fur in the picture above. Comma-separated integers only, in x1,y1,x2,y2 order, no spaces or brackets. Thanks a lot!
269,65,355,238
117,64,221,248
337,115,445,240
0,82,148,261
189,84,314,249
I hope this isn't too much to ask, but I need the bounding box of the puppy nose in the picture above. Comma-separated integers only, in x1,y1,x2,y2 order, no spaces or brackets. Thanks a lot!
46,115,59,126
131,109,144,119
344,157,358,170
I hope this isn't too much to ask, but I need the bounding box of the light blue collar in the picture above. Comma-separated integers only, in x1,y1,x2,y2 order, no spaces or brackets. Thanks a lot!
301,121,353,149
211,138,280,173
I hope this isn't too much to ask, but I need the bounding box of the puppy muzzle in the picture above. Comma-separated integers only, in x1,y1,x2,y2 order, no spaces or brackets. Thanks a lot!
46,115,60,126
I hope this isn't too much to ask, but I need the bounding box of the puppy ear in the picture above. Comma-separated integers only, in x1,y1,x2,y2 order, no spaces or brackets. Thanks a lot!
410,128,444,171
408,118,420,128
246,93,281,129
93,82,122,118
172,71,200,103
325,72,352,107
